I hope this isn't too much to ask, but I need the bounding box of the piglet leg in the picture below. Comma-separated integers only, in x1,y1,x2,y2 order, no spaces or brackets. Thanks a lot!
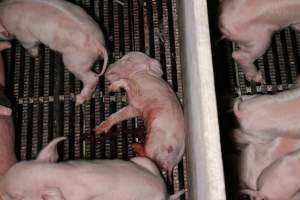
232,50,264,83
233,31,271,83
94,105,140,134
62,50,100,105
74,71,99,105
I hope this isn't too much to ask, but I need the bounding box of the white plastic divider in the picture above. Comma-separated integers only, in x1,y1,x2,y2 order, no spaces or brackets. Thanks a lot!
178,0,226,199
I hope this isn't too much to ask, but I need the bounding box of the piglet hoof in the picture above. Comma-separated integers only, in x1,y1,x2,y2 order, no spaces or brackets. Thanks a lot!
108,84,120,93
28,47,39,58
253,71,265,84
131,143,146,156
75,95,85,106
245,71,265,84
75,93,92,106
94,121,111,134
75,86,96,105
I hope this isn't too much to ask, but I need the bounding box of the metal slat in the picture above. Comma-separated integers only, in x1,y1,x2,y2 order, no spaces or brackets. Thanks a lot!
112,1,126,159
31,56,40,158
20,49,31,160
72,0,83,162
275,33,288,89
285,29,298,82
63,68,71,160
103,0,114,159
233,42,248,94
162,0,173,85
122,0,135,159
92,0,104,160
81,0,92,160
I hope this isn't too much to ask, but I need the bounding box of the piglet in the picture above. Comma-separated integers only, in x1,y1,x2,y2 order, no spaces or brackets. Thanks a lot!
219,0,300,83
0,108,16,176
233,88,300,141
242,148,300,200
0,41,16,176
233,129,300,191
0,137,184,200
0,0,108,105
94,52,185,177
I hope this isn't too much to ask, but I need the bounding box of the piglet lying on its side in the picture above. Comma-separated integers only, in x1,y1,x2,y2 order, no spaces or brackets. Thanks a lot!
242,148,300,200
219,0,300,83
0,0,108,105
233,88,300,141
94,52,185,176
233,129,300,191
0,137,184,200
0,41,17,176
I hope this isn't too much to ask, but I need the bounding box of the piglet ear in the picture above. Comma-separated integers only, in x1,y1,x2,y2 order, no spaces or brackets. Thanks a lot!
41,187,65,200
147,59,163,77
36,137,67,162
0,105,11,116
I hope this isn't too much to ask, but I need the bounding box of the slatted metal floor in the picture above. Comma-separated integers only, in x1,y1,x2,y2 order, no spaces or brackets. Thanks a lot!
2,0,188,199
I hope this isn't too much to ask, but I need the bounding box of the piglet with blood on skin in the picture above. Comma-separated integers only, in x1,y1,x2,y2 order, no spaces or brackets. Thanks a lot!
94,52,185,178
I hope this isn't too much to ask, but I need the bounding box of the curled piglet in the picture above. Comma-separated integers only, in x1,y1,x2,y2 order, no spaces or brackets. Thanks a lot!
0,137,184,200
233,129,300,191
0,0,109,105
219,0,300,83
242,148,300,200
94,52,186,177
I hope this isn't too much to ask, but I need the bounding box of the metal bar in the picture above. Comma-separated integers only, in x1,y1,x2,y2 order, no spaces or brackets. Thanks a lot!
21,48,31,160
31,56,40,158
178,0,226,199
